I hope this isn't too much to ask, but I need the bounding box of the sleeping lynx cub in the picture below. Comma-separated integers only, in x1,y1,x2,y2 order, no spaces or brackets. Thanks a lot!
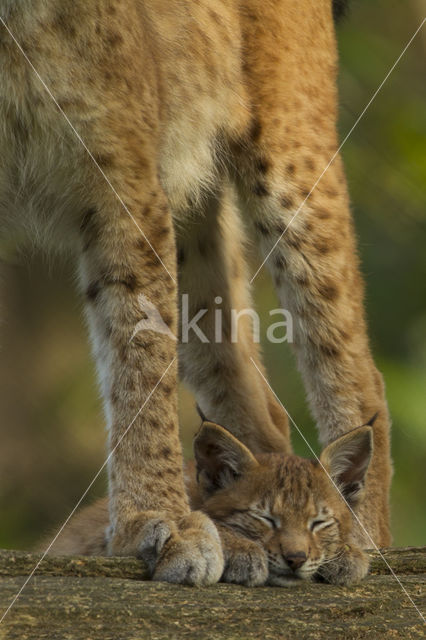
1,0,391,584
45,417,373,586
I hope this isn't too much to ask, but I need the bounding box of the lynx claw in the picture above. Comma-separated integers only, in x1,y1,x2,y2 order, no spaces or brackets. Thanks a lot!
139,512,224,586
138,518,175,575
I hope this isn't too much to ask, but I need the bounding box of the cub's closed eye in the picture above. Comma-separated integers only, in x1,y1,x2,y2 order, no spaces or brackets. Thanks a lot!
310,519,327,532
260,516,277,529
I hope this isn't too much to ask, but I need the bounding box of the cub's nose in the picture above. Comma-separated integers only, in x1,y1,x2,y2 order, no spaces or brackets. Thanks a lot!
284,552,307,571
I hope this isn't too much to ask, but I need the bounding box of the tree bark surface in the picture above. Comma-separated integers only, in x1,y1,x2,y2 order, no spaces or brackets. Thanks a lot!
0,547,424,639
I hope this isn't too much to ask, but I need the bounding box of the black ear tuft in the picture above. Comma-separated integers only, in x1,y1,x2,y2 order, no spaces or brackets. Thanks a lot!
365,412,379,427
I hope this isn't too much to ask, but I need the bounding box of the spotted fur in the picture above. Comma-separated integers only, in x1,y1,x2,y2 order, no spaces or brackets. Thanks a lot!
2,0,391,584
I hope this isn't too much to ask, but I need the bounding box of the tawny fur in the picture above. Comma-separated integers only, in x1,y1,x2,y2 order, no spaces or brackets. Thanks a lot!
1,0,391,583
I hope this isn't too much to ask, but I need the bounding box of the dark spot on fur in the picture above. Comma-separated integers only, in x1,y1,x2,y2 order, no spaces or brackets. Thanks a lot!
132,336,154,351
254,220,270,236
87,273,138,303
161,447,173,459
249,118,262,142
106,31,124,48
253,182,269,197
286,163,296,176
281,194,294,209
317,209,331,220
105,273,138,292
320,343,340,358
53,11,76,38
165,468,180,476
325,188,338,198
305,158,316,171
285,232,302,251
256,157,271,174
295,273,309,287
318,282,339,301
147,418,160,430
208,8,222,25
315,239,332,254
274,254,287,270
94,153,115,169
157,224,170,239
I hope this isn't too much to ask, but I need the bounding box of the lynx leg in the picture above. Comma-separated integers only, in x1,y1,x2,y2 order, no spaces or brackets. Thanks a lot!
235,2,391,545
242,159,391,549
178,186,290,455
78,174,222,584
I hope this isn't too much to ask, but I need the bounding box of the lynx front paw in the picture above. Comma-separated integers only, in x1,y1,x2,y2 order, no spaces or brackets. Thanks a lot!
217,526,268,587
316,545,370,586
111,511,224,586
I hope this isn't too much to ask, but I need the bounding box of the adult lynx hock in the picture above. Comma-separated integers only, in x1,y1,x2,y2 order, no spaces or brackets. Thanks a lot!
44,419,374,587
0,0,391,584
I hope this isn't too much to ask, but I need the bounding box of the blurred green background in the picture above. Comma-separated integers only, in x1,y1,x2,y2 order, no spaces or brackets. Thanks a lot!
0,0,425,550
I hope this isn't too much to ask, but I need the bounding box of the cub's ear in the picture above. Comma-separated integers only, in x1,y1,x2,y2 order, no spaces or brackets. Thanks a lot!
319,426,373,508
193,422,258,495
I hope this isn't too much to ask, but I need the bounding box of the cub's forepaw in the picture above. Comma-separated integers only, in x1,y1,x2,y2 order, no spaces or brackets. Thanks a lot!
217,525,268,587
316,545,370,586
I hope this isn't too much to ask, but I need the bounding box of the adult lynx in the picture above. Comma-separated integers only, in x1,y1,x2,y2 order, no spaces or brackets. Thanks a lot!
0,0,391,584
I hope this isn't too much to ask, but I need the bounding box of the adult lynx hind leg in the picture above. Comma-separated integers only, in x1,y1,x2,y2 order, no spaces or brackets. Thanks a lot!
177,184,291,455
235,1,391,545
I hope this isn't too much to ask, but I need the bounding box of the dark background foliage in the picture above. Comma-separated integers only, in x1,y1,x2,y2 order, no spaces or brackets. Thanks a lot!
0,0,425,550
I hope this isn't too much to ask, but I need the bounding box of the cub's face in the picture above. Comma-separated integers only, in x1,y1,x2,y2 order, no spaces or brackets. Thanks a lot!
193,420,373,585
201,455,354,585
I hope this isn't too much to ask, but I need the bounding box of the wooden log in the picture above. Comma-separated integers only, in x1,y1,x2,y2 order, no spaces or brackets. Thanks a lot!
0,548,424,639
